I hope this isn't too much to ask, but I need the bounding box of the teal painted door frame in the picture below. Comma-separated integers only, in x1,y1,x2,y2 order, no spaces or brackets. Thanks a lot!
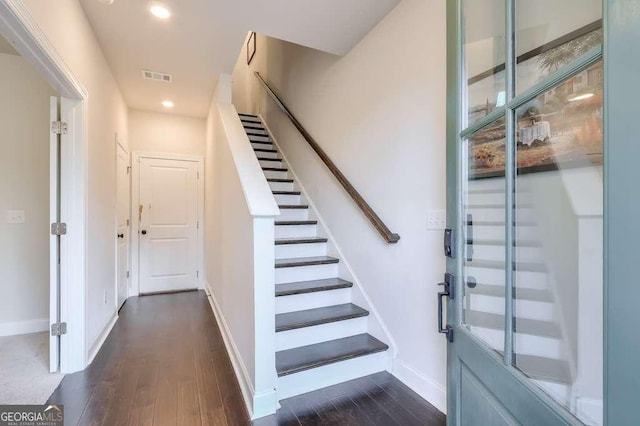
444,0,639,423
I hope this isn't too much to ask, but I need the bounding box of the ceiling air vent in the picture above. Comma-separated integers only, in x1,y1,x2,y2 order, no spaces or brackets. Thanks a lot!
141,69,172,83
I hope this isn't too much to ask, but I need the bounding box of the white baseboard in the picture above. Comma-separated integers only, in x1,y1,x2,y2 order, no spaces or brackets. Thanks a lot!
205,281,276,419
392,359,447,414
0,318,49,337
86,312,118,366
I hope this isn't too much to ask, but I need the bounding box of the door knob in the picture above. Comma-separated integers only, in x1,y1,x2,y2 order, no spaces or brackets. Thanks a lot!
117,233,124,239
141,230,147,235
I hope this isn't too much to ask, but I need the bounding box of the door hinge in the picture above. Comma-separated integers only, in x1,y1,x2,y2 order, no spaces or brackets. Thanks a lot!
126,219,130,226
196,271,199,278
126,271,130,278
197,220,199,229
127,166,131,174
51,322,67,336
51,121,68,135
197,171,200,179
51,222,67,236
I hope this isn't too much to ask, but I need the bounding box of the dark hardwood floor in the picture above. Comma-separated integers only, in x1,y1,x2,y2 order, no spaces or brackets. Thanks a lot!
48,291,444,425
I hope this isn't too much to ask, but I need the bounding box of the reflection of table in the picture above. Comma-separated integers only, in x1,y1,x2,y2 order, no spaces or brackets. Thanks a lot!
519,121,551,145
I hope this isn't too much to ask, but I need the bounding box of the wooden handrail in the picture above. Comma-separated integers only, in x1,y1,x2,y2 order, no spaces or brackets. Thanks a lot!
254,72,400,244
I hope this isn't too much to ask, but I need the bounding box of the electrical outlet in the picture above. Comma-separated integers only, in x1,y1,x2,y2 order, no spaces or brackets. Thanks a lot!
428,210,446,230
7,210,25,224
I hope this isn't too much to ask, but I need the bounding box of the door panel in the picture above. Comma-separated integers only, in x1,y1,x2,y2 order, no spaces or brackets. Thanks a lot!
139,158,198,294
116,144,130,309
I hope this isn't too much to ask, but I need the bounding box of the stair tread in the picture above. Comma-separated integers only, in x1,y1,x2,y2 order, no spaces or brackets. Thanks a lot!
248,133,270,138
276,278,353,297
275,220,317,226
275,256,339,268
279,204,308,209
276,303,369,332
243,124,265,130
275,237,328,245
276,333,388,377
268,178,294,183
254,148,278,154
238,113,259,118
466,310,561,338
273,191,301,195
469,284,553,302
465,259,547,272
263,166,287,172
251,140,273,145
257,157,282,162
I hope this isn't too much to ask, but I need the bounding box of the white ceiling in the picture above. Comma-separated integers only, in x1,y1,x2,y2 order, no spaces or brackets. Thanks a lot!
79,0,399,117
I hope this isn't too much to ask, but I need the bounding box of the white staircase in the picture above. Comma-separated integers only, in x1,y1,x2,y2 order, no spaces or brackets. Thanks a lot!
239,113,390,400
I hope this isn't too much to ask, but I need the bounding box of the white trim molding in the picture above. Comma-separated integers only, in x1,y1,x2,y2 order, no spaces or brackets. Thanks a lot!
204,282,276,420
392,358,447,414
0,319,49,337
86,313,118,366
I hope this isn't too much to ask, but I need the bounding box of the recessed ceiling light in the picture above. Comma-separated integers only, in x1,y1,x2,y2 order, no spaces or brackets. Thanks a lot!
150,5,171,19
162,100,174,108
568,93,594,102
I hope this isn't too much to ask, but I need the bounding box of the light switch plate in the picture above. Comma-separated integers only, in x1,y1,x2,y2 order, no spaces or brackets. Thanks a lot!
8,210,25,224
428,209,446,230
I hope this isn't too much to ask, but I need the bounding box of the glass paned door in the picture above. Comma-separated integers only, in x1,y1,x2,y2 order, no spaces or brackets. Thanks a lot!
447,1,603,425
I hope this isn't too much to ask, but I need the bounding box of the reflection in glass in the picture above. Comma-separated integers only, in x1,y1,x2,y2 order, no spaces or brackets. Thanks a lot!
516,0,602,94
513,61,603,425
463,0,505,126
462,121,506,353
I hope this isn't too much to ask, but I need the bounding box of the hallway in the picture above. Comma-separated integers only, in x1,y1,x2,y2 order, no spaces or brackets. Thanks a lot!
46,291,444,425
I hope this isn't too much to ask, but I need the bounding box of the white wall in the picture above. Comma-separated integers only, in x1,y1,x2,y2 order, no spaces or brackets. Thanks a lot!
232,0,448,410
128,109,206,156
22,0,128,357
0,52,57,336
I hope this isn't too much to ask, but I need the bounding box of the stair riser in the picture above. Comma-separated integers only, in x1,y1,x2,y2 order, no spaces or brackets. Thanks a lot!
470,225,540,241
274,194,301,205
277,351,389,400
275,288,352,314
275,317,367,351
469,327,564,359
249,135,271,142
464,267,548,290
467,294,554,321
259,159,283,168
263,170,289,179
256,151,280,159
278,208,309,221
276,263,339,284
275,241,327,258
468,244,543,263
533,380,571,405
275,224,317,239
269,182,294,192
246,128,268,136
240,116,261,124
252,141,274,150
466,207,535,222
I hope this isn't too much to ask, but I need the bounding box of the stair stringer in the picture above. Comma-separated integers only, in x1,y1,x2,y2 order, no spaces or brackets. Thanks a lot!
260,115,398,365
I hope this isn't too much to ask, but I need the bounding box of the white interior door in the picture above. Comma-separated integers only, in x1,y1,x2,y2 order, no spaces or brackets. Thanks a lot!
138,157,199,294
49,96,60,373
116,144,130,309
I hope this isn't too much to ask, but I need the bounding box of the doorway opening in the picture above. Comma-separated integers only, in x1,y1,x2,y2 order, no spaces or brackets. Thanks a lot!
0,32,64,403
